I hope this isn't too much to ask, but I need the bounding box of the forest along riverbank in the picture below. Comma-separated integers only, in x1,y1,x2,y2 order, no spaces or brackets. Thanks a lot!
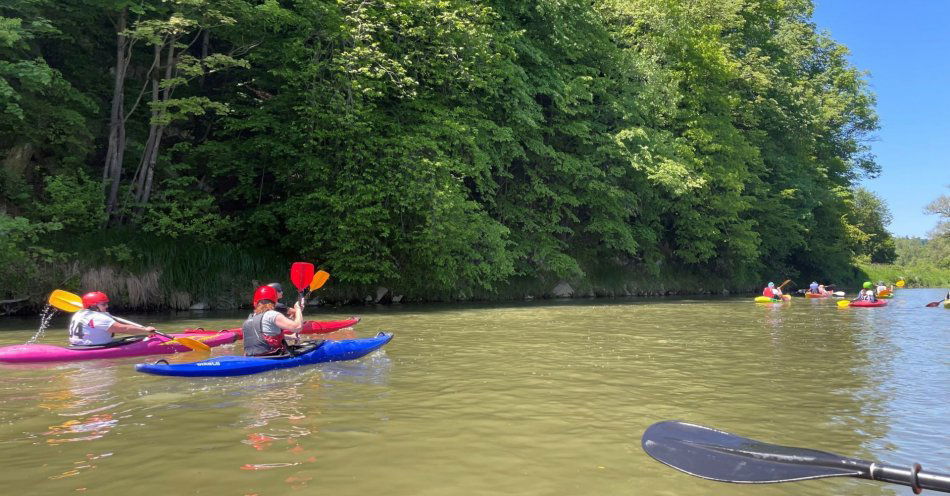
11,1,950,318
0,289,947,495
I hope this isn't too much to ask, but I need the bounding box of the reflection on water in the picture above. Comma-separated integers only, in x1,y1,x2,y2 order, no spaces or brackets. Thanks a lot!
0,292,946,495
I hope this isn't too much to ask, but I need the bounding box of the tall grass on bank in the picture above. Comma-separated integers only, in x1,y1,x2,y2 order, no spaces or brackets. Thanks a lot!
858,263,950,288
42,231,288,311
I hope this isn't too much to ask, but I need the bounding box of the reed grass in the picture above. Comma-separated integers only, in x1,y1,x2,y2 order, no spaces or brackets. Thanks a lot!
858,263,950,288
41,230,288,311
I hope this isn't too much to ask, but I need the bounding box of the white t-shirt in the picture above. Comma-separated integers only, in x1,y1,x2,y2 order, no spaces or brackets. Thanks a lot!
68,309,117,345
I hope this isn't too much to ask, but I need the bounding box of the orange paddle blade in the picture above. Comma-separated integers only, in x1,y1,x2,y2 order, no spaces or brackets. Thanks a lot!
309,270,330,291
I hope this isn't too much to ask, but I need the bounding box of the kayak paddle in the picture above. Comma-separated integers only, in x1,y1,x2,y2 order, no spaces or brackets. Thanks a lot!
290,262,315,307
925,300,944,307
310,270,330,292
47,290,210,351
837,299,851,308
641,420,950,493
897,279,906,288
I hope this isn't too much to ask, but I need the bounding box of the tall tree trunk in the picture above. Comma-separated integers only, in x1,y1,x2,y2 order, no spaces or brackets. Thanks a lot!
134,41,174,208
199,30,209,88
132,44,163,207
104,8,129,219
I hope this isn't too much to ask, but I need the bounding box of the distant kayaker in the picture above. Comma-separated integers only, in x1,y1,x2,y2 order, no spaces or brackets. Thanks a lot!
266,282,296,318
808,281,820,294
68,292,156,346
762,282,785,300
855,282,877,302
876,281,888,294
243,285,303,357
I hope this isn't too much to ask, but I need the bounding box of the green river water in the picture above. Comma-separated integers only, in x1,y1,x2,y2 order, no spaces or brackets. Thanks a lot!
0,288,947,495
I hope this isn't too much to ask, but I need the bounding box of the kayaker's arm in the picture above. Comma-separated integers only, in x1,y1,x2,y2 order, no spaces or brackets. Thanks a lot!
110,322,156,335
273,302,303,332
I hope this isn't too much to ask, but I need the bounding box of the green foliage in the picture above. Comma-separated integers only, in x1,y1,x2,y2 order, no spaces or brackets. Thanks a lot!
924,187,949,239
1,0,900,309
34,171,106,231
0,213,63,299
0,4,97,157
848,187,897,263
858,262,950,289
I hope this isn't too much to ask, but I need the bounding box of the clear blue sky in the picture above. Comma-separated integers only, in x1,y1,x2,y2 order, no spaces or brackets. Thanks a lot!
812,0,950,238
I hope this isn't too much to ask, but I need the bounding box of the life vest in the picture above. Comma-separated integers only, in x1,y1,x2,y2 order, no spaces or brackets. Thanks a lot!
242,311,285,356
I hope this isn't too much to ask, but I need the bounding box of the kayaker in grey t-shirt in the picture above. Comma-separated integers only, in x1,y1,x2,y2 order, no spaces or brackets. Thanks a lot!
243,285,303,356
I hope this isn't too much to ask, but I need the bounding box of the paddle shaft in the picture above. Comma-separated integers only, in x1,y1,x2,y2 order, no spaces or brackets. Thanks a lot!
642,421,950,493
863,462,950,492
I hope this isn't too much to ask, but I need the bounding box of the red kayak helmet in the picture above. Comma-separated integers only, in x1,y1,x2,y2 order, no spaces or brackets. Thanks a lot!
253,285,278,305
82,291,110,309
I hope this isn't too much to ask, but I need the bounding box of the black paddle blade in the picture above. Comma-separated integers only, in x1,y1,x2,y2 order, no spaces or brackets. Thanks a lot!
641,421,866,483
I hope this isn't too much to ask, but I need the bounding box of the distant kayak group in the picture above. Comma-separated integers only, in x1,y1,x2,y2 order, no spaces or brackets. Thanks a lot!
0,262,393,376
754,277,950,309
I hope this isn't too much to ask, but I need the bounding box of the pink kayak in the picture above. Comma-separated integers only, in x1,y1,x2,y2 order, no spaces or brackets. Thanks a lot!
849,300,888,308
184,317,361,339
0,332,238,364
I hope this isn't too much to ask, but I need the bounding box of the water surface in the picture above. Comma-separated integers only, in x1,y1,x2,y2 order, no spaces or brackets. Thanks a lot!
0,289,947,495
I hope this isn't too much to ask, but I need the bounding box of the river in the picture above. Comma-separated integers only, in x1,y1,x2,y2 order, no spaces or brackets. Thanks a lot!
0,288,947,495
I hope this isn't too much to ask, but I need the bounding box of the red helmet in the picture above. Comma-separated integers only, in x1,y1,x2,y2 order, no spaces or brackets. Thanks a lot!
253,285,278,305
82,291,110,309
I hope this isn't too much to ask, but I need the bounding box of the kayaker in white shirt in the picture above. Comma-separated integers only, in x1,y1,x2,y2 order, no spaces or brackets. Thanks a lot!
68,291,156,346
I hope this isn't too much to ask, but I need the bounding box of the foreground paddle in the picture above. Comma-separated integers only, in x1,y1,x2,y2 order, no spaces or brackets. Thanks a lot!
642,421,950,493
47,290,210,352
925,300,944,307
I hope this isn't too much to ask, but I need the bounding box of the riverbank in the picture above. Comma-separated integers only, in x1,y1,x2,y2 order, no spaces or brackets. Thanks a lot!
4,231,933,316
3,256,902,315
858,262,950,288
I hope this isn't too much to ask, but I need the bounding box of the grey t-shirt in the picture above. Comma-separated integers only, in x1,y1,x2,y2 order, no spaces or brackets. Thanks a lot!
242,309,284,356
259,310,281,336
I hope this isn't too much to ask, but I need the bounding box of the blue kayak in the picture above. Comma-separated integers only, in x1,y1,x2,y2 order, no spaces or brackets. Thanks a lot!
135,332,393,377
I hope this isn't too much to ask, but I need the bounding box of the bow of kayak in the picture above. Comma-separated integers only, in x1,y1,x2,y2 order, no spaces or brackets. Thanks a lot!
0,332,238,364
135,332,393,377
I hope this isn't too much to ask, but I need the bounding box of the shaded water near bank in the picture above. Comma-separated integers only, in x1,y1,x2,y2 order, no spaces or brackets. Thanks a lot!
0,289,947,495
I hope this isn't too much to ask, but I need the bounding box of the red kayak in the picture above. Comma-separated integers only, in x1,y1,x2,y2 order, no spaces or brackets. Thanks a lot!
184,317,360,339
849,300,887,308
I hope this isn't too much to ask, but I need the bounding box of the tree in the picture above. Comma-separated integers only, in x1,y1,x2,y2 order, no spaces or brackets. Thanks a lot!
848,188,896,263
924,187,949,238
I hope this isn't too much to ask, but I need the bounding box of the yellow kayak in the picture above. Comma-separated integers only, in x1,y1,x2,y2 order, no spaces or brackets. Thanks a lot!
754,295,790,303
